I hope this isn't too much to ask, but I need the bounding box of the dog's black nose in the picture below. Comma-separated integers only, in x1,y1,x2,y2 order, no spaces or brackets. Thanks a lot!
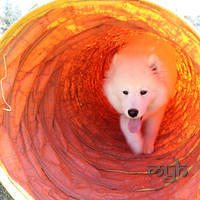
128,109,138,118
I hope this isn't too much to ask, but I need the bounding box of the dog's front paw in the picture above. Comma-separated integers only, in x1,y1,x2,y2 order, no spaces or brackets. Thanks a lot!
132,143,143,155
127,134,144,155
143,143,154,154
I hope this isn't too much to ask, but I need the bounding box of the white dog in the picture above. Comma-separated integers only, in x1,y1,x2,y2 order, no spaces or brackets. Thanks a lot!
103,32,177,154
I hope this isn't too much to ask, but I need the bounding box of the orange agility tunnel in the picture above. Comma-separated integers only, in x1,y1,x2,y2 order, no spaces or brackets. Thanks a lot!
0,0,200,199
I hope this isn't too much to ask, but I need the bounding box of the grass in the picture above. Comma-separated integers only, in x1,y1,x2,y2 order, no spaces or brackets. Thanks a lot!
0,183,14,200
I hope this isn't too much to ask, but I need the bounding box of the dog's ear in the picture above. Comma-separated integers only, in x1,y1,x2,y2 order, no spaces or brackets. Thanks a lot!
148,54,161,76
105,54,118,78
112,54,118,64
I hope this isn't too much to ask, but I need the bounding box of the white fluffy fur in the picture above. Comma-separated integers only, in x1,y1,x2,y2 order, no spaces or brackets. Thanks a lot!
103,33,177,154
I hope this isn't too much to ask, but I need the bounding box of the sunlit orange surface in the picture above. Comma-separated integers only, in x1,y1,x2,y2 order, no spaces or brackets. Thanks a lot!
0,0,200,199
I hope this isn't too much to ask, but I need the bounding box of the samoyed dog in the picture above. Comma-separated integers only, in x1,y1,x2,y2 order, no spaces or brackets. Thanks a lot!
103,32,177,154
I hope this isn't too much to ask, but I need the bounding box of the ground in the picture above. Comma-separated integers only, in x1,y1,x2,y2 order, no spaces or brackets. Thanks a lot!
0,183,13,200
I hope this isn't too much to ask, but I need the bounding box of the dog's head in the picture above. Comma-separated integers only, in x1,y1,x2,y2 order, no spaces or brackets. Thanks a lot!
104,53,175,119
103,32,177,119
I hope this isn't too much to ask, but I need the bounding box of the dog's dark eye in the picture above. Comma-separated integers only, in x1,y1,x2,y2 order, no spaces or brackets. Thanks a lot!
123,90,129,95
140,90,147,95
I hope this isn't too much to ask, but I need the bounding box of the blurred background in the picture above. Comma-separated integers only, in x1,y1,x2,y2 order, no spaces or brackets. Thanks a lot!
0,0,200,199
1,0,200,37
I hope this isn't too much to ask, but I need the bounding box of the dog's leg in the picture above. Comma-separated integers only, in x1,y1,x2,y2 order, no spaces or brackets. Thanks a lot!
120,115,143,154
142,106,166,154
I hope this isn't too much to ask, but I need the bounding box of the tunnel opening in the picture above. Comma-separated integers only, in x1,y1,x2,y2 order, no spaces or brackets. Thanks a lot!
0,1,200,199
